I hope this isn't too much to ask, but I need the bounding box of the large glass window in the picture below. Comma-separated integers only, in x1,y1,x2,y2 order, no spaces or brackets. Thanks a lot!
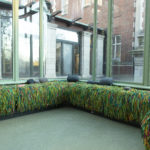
19,0,39,78
47,0,106,80
90,0,108,79
112,0,145,83
44,0,83,79
0,1,13,79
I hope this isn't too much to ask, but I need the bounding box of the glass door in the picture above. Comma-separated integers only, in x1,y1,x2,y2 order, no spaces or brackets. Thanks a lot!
62,43,73,75
56,42,62,76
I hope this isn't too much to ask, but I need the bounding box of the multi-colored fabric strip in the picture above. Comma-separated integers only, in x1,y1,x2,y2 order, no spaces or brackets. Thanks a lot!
141,111,150,150
0,86,17,116
16,82,68,112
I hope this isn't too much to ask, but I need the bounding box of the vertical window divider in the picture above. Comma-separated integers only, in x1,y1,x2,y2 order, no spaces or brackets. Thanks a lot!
143,0,150,86
13,0,19,81
39,0,44,78
106,0,113,77
92,0,98,81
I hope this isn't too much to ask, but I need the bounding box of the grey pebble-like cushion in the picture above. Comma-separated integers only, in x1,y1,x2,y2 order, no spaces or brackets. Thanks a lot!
67,75,79,82
99,77,113,86
39,78,48,83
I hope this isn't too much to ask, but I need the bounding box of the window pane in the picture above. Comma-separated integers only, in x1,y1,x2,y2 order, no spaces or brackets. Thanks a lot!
112,45,115,59
62,43,73,75
116,45,121,60
19,0,39,78
112,0,145,83
56,42,62,76
116,35,121,43
73,45,80,74
44,0,82,78
61,0,69,15
56,29,79,76
112,37,115,44
95,0,108,79
0,1,13,79
44,0,106,80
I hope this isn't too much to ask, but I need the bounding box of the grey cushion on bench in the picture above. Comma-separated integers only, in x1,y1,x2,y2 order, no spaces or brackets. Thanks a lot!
26,79,36,84
67,75,80,82
99,77,113,86
39,78,48,83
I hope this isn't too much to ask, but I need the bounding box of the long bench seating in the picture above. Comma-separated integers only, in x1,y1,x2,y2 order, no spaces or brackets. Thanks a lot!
0,81,150,150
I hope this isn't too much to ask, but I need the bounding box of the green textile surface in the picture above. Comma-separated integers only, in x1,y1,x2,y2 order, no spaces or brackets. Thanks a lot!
0,86,17,116
66,82,150,125
0,81,150,150
103,88,150,124
141,111,150,150
67,83,106,113
16,82,68,112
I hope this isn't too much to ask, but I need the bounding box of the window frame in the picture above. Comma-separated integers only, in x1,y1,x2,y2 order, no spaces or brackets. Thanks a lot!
112,35,121,62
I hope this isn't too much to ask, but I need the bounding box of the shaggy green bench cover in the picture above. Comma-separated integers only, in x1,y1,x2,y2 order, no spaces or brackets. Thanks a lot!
0,81,150,150
142,111,150,150
16,82,67,112
0,86,16,116
67,82,150,124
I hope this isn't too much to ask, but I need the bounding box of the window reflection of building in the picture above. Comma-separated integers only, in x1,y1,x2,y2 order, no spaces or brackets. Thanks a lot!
0,9,13,79
61,0,69,15
90,35,93,75
19,0,40,78
112,35,121,62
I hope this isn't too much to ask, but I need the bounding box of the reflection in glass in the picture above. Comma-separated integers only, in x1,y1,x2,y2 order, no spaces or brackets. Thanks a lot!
55,28,80,77
45,0,105,80
112,0,145,83
19,0,39,78
62,43,73,75
55,29,80,76
73,45,80,74
56,41,80,76
0,3,13,79
56,42,62,76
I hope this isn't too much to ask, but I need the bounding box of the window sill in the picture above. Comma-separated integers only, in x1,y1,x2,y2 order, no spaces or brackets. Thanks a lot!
113,82,150,90
0,80,26,85
0,78,150,91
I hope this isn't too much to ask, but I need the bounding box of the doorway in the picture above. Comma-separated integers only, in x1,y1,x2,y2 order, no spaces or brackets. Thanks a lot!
56,41,80,76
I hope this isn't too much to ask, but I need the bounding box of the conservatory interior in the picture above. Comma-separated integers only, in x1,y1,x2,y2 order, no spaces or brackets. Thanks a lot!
0,0,150,150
